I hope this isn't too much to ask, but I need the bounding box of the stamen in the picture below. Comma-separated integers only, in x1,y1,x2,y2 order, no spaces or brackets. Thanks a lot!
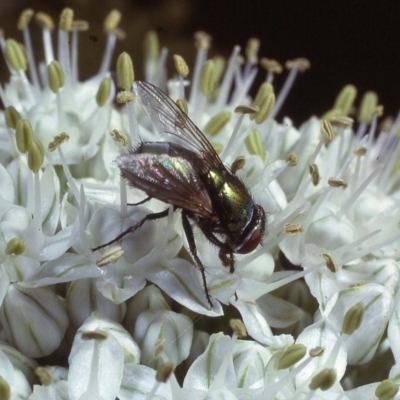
116,52,134,90
328,177,348,189
341,302,364,335
308,163,320,186
5,106,21,129
96,77,112,107
99,9,122,75
215,46,241,110
199,59,215,96
204,111,231,136
260,57,283,83
320,253,337,273
27,138,44,173
96,246,124,266
277,344,306,370
358,91,378,124
110,129,129,146
375,379,399,400
15,119,33,153
48,132,70,152
35,366,54,386
333,84,357,116
229,318,247,338
245,128,266,160
308,368,337,391
144,30,160,83
5,237,26,255
286,152,298,166
230,155,246,173
70,20,89,84
116,91,134,103
173,54,189,98
270,58,310,119
18,9,41,93
58,8,73,85
284,223,303,236
35,12,55,64
176,99,188,114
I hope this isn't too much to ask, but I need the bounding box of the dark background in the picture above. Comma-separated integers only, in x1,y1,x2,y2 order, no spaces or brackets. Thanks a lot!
0,0,398,125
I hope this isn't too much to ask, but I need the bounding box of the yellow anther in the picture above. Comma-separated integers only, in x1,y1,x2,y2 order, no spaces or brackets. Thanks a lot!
5,238,26,255
5,39,27,72
320,253,337,273
328,177,348,189
231,156,246,173
194,31,212,50
342,302,364,335
35,12,54,30
309,368,337,391
144,30,159,59
245,128,266,160
358,91,378,124
285,58,311,72
254,92,275,124
104,9,121,32
278,344,307,370
259,57,283,73
81,329,108,341
284,223,303,236
5,106,21,129
173,55,189,78
234,105,259,114
156,362,175,383
48,60,65,93
333,84,357,116
35,366,53,386
110,129,129,146
59,8,73,31
204,111,231,136
309,163,320,186
321,119,334,142
116,91,134,103
229,319,247,338
176,99,188,114
17,9,34,30
96,77,112,107
16,119,33,153
286,152,298,167
96,246,124,266
245,37,260,65
116,52,134,90
48,132,70,152
28,138,45,173
199,60,215,96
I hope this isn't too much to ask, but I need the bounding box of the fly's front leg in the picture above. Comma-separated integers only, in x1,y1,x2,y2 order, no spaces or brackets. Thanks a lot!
218,248,235,273
92,208,170,251
181,210,212,307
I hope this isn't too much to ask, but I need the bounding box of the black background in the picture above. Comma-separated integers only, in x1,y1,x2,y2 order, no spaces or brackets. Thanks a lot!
0,0,398,125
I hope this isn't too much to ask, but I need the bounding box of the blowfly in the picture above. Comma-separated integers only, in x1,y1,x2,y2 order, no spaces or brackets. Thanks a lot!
93,81,266,307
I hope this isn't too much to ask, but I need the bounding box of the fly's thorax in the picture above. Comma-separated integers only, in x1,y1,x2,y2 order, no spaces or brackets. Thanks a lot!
206,169,254,233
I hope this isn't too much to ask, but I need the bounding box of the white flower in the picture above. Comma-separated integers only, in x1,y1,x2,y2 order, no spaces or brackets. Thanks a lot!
0,7,398,400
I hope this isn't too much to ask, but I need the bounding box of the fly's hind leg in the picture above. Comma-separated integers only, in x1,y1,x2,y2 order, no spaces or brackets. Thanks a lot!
181,210,213,307
127,196,152,206
92,208,170,251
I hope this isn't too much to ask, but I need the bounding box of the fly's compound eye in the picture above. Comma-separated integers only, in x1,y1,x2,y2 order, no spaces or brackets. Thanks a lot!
235,205,266,254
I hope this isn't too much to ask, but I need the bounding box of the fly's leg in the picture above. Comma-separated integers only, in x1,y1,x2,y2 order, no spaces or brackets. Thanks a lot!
127,196,152,206
181,210,213,308
91,208,170,251
218,248,235,273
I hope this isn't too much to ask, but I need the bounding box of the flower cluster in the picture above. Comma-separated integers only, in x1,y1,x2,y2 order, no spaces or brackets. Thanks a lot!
0,7,399,400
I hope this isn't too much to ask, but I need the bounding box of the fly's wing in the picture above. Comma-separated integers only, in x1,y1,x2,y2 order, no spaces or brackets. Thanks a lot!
133,81,225,171
117,152,215,219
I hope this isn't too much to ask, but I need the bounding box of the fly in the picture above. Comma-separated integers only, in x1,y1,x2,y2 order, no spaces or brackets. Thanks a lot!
93,81,266,307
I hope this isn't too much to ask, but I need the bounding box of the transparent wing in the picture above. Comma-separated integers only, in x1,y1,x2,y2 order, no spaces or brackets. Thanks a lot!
118,152,215,219
133,81,225,171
